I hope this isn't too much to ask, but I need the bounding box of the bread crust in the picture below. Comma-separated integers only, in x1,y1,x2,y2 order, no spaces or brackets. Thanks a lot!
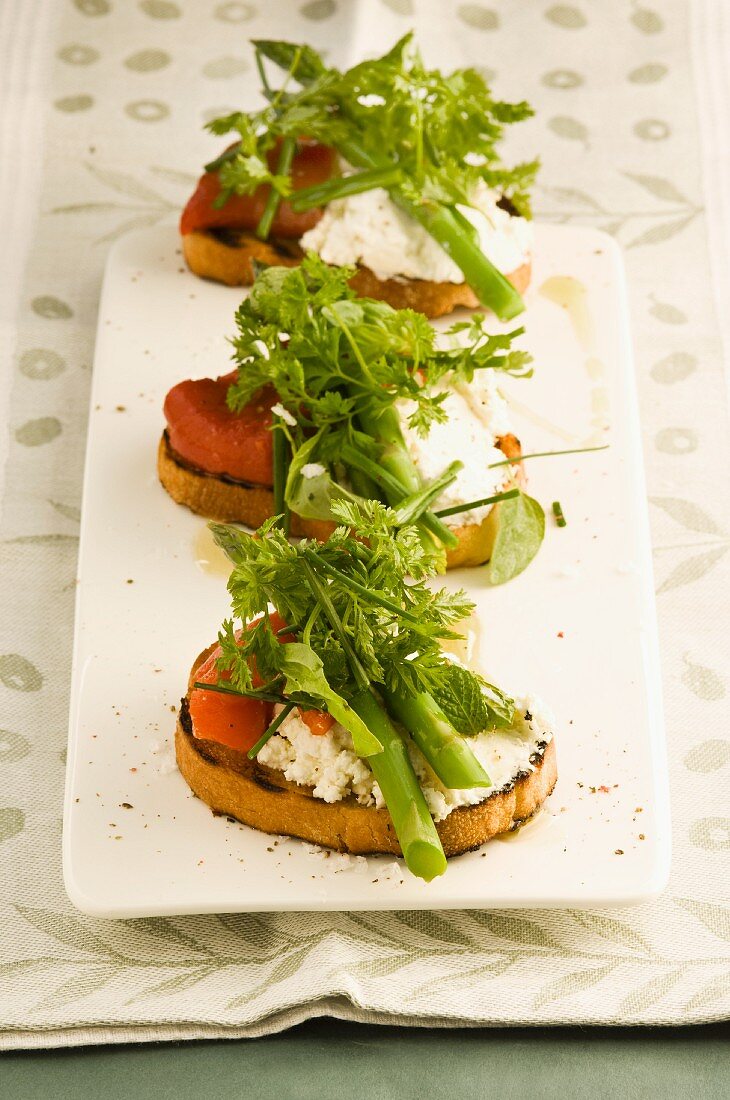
158,430,522,569
181,228,531,320
175,646,557,858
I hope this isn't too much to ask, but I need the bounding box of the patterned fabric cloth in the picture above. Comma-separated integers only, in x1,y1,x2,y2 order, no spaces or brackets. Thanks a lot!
1,0,729,1048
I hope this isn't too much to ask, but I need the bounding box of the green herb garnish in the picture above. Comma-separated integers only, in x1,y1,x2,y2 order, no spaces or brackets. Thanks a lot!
552,500,567,528
227,254,535,574
210,500,517,880
204,34,538,319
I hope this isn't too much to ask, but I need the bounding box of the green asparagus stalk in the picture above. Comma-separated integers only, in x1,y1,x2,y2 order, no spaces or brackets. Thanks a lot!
334,137,525,321
382,688,491,789
350,688,447,882
354,402,459,550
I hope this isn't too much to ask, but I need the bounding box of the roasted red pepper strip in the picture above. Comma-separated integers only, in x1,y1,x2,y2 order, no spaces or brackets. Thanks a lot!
180,139,338,238
189,612,332,752
164,373,276,485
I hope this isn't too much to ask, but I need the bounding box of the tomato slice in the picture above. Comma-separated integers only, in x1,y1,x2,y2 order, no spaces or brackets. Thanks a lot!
180,139,338,238
163,373,276,485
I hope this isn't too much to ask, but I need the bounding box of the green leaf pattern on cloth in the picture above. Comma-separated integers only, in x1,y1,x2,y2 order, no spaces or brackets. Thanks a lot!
1,0,729,1046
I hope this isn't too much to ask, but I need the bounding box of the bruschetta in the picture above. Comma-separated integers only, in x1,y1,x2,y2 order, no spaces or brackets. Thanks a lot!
175,505,557,880
180,35,537,320
159,256,545,581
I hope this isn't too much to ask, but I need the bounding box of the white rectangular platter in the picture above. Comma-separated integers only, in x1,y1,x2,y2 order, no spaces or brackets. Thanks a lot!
63,223,670,916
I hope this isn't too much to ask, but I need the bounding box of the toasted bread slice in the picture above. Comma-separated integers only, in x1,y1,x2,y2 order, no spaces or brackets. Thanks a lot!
157,430,522,569
181,228,531,320
175,647,557,858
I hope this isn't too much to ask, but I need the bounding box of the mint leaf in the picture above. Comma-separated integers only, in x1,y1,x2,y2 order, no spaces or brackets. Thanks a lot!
431,664,515,733
430,664,489,734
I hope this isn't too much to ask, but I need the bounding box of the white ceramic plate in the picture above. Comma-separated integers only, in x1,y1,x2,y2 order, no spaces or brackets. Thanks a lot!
63,223,670,917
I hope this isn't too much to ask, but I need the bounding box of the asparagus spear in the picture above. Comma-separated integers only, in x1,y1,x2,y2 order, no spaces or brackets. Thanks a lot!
350,688,447,882
294,143,525,321
354,401,459,550
382,688,491,790
331,311,460,551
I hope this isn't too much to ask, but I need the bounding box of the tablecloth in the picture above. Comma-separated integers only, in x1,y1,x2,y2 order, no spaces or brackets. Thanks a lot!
1,0,729,1048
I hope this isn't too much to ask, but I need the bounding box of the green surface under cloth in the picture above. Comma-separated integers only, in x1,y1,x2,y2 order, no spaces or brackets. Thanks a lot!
2,1021,729,1099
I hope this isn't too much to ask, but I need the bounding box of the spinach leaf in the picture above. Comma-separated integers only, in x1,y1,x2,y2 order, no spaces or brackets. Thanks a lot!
488,490,545,585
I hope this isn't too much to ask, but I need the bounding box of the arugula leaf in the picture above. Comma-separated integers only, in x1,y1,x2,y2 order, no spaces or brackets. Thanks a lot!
277,643,382,756
488,490,545,585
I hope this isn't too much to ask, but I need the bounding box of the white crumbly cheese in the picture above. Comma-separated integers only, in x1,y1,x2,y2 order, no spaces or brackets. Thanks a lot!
300,178,532,284
301,463,326,478
258,710,383,807
271,402,297,427
257,695,553,823
398,369,513,527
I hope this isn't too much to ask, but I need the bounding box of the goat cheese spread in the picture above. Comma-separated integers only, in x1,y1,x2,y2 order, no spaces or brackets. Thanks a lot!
300,178,532,284
257,694,553,823
397,369,513,527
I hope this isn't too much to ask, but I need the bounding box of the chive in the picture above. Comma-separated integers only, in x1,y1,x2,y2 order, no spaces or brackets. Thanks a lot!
552,500,567,528
255,46,271,98
488,444,609,468
302,549,420,624
256,135,295,240
271,414,291,536
393,461,463,526
434,488,519,519
289,166,404,212
247,701,296,760
341,443,411,500
192,681,284,705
